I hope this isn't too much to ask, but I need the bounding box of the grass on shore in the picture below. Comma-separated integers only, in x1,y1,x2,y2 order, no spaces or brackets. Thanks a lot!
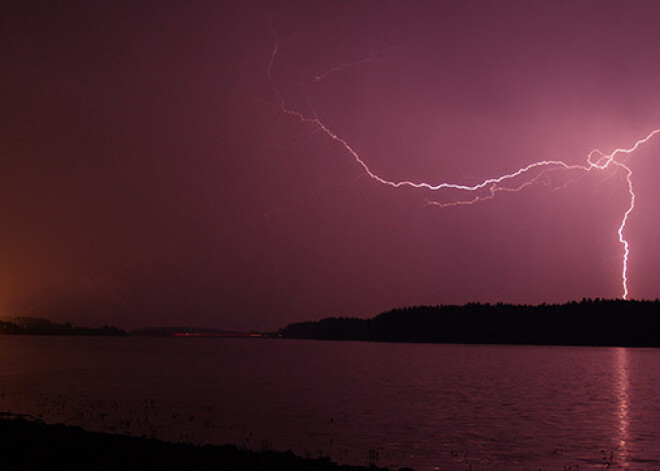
0,417,401,471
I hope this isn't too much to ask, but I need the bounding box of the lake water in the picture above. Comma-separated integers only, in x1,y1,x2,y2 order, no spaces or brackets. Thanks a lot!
0,336,658,470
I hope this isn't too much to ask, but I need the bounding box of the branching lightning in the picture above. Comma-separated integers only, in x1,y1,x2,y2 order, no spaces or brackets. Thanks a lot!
267,28,660,300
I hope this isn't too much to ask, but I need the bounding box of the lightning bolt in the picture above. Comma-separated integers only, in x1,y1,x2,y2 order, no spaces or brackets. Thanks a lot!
310,50,390,85
267,29,660,301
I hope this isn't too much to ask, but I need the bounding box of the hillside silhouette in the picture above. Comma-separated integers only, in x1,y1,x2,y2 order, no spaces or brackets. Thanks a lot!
0,317,125,336
280,299,660,347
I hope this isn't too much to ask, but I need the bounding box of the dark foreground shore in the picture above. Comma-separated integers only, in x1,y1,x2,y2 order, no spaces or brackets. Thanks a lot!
0,417,399,471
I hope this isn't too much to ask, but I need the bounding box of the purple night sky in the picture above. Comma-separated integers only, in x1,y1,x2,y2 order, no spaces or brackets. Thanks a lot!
3,1,660,330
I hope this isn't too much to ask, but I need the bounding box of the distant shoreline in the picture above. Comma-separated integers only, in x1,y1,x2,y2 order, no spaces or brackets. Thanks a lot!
0,316,126,336
8,298,660,347
0,416,397,471
279,299,660,348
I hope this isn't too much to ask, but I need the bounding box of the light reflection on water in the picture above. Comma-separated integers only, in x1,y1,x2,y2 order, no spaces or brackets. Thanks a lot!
0,337,660,470
615,347,630,468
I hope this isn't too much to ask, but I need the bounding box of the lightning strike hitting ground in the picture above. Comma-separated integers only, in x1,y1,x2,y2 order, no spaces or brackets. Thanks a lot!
268,31,660,301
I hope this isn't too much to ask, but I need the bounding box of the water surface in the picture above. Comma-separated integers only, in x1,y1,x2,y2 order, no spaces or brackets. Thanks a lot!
0,336,658,470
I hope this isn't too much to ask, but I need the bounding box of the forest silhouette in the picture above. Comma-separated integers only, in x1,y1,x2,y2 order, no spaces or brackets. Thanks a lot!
280,299,660,347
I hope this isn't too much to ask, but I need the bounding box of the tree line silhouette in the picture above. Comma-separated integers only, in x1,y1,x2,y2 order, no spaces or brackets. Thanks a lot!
279,299,660,347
